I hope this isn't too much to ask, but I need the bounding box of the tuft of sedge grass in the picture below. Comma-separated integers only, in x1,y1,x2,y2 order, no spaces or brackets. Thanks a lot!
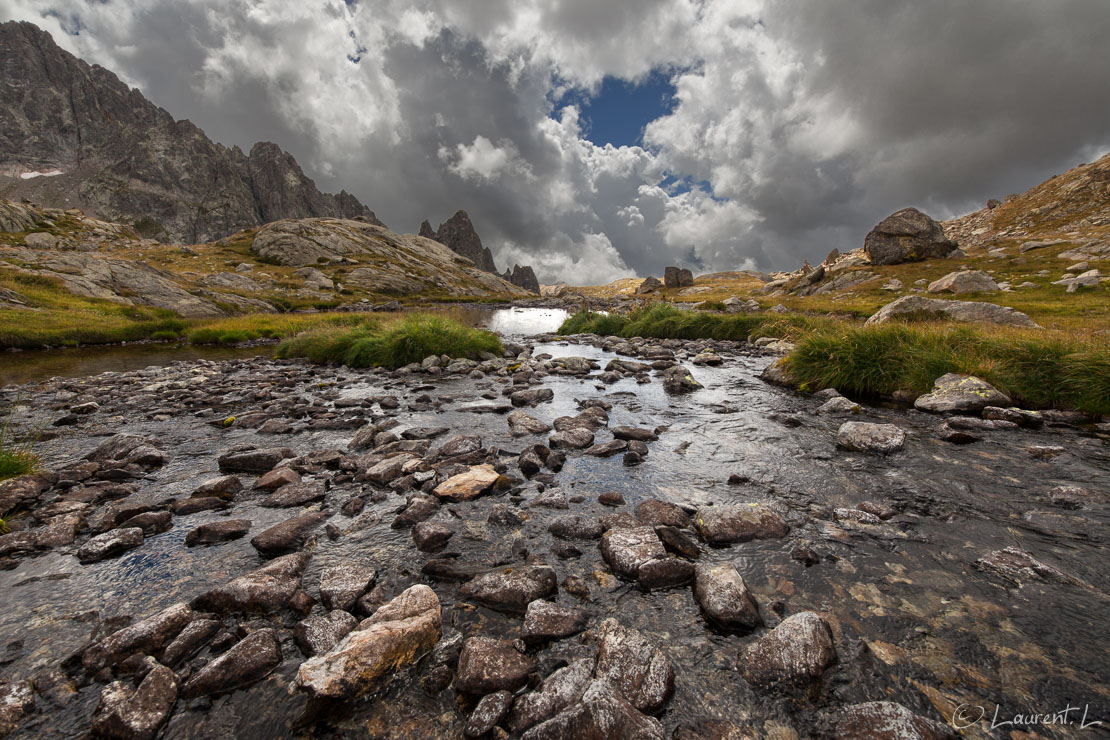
0,414,39,483
276,313,501,369
558,304,835,342
783,322,1110,415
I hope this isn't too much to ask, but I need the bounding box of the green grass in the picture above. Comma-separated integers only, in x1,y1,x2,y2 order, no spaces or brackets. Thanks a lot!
276,313,502,368
558,304,831,342
783,323,1110,415
0,415,38,483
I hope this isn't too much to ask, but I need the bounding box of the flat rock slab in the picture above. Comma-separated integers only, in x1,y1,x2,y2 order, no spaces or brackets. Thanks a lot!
693,505,789,545
521,600,588,644
295,585,441,700
192,552,310,613
83,602,198,673
433,464,501,502
217,447,294,473
185,519,251,546
182,628,282,698
508,410,552,437
506,659,593,734
459,566,558,613
250,511,328,556
77,527,144,563
262,481,326,508
836,422,907,454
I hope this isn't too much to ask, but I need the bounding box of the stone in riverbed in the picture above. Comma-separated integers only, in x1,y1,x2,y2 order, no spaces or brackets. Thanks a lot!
412,522,454,551
836,422,906,454
595,618,675,714
521,600,588,644
85,434,168,468
459,566,558,613
192,552,310,613
600,527,666,581
91,660,178,740
548,428,594,449
521,680,664,740
433,464,501,501
455,637,536,695
913,373,1011,413
511,388,554,407
635,499,690,528
465,690,514,738
975,546,1074,584
693,562,762,632
662,364,703,394
692,505,789,545
0,681,35,737
193,475,243,498
185,519,251,546
295,585,442,700
181,629,282,698
739,611,836,690
391,493,440,528
506,658,593,734
636,557,695,591
821,701,957,740
250,511,328,556
172,497,228,515
584,440,628,457
611,426,658,442
655,526,700,559
548,514,605,540
815,396,862,415
161,619,220,666
254,467,300,491
262,481,325,507
77,527,144,563
508,410,552,437
217,447,294,473
294,611,358,657
117,510,172,536
83,602,199,673
319,563,377,611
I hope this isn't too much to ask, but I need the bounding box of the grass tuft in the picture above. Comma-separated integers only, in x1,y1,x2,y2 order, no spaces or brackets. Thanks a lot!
0,415,38,483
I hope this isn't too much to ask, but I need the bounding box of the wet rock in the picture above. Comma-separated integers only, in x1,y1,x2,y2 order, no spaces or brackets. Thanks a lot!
465,690,514,738
815,397,862,415
508,411,552,437
412,522,454,552
983,406,1043,428
262,481,325,508
1048,485,1099,509
78,527,144,563
739,612,836,689
161,619,220,666
320,563,377,611
296,585,442,700
521,601,588,644
294,611,358,657
635,499,690,528
518,450,543,476
655,526,700,559
84,602,198,673
636,557,695,591
857,501,897,520
530,488,569,509
598,491,625,507
548,428,594,449
455,637,536,695
254,467,301,491
362,454,416,485
250,511,328,556
584,440,628,457
600,527,666,581
459,566,558,613
0,681,34,737
171,497,228,516
836,422,906,454
671,717,758,740
488,503,528,527
662,364,703,394
692,505,789,545
791,544,821,566
692,350,723,366
611,426,659,442
91,661,178,740
506,658,593,733
85,435,168,468
548,514,605,540
391,493,440,528
347,424,380,451
181,629,282,698
975,546,1074,584
422,558,487,582
693,562,762,632
913,373,1010,413
935,422,979,444
822,701,957,740
193,552,310,613
193,475,243,498
595,619,675,714
217,447,293,474
511,388,554,407
185,519,251,546
521,680,664,740
433,464,501,501
117,511,172,536
402,426,449,440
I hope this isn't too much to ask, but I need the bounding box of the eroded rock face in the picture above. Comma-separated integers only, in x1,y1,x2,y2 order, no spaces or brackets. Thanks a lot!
595,619,675,714
192,552,310,613
295,585,442,700
739,612,836,689
425,210,498,273
455,636,536,695
836,422,907,454
863,208,958,265
913,374,1011,413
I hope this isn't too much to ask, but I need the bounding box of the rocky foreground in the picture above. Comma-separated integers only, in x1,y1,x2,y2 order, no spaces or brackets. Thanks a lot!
0,331,1107,738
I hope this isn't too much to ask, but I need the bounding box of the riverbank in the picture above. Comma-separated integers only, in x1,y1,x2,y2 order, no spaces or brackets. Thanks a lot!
0,327,1106,738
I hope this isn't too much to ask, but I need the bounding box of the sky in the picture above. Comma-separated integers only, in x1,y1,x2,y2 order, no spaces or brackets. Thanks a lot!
4,1,1110,284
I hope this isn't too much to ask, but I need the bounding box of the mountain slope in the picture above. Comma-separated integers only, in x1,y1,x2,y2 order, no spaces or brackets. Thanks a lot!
0,20,381,244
